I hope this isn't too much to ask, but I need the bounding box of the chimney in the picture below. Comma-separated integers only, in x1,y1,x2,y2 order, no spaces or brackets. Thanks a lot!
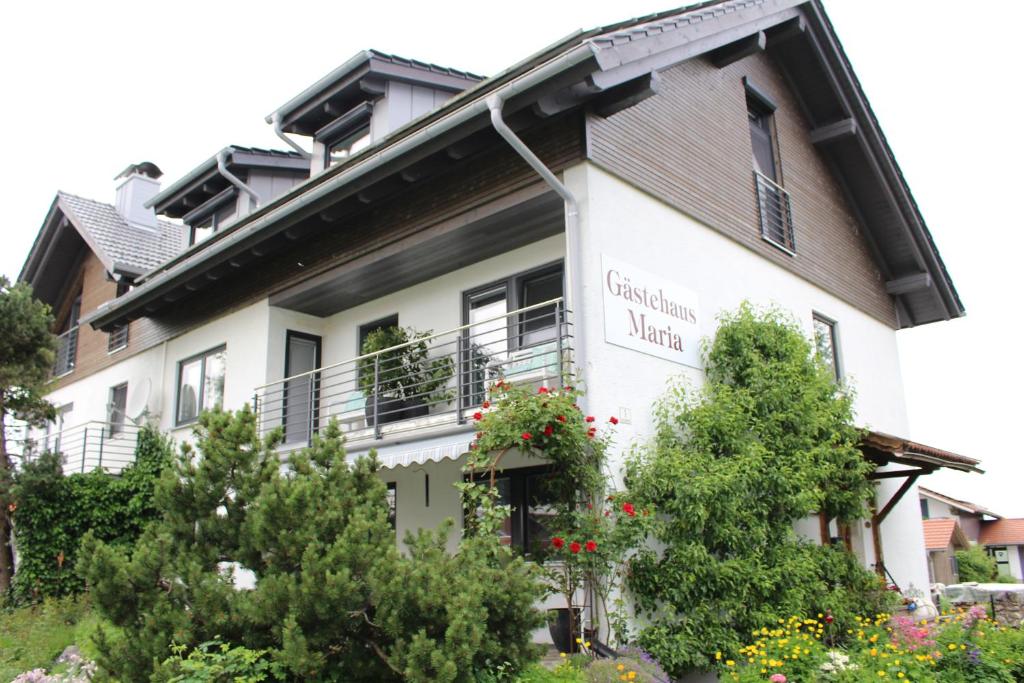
114,161,163,230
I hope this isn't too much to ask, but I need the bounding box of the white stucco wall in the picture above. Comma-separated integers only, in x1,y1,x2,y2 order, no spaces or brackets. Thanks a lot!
563,161,930,597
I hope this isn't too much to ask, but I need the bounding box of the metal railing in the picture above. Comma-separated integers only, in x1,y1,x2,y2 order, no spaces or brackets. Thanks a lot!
53,327,78,376
18,421,142,475
255,298,573,445
754,171,795,252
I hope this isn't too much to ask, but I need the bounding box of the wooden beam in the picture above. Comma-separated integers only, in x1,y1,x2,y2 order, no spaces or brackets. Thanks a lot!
875,473,920,525
592,72,662,118
810,118,857,145
819,513,831,545
885,272,933,296
710,31,766,68
868,467,933,480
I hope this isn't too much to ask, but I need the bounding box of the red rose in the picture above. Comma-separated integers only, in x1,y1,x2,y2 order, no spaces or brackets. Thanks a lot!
482,400,490,409
569,541,582,554
557,415,567,423
825,614,834,624
585,416,595,423
476,431,483,439
538,386,549,394
623,502,636,517
473,411,483,421
551,536,565,550
585,540,597,552
522,432,532,440
609,416,619,425
469,443,477,450
604,510,611,517
544,425,554,436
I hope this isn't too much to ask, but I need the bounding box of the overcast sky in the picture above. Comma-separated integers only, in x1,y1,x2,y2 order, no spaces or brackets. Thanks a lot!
1,1,1020,514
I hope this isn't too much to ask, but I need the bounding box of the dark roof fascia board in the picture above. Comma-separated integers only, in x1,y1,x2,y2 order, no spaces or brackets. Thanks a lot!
84,41,601,330
55,195,116,274
805,0,964,320
314,101,374,142
19,196,63,284
181,186,238,225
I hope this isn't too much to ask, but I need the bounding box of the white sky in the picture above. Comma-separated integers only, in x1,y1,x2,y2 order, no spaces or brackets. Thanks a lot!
1,1,1020,514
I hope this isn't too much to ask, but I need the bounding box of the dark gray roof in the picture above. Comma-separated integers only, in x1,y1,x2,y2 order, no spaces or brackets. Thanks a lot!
57,191,186,275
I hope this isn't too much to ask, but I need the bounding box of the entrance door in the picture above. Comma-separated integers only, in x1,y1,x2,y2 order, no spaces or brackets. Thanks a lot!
283,332,322,445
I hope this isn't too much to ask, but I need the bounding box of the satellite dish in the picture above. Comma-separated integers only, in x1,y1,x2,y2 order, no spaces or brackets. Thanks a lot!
126,377,151,424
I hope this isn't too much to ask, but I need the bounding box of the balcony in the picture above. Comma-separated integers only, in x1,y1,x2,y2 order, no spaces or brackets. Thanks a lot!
754,170,795,253
255,298,573,447
27,421,141,475
53,326,78,377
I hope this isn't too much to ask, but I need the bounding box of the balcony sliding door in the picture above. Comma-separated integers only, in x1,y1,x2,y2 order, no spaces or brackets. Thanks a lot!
283,331,321,445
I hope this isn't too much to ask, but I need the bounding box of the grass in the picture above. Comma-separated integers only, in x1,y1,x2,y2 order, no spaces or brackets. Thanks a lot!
0,594,103,681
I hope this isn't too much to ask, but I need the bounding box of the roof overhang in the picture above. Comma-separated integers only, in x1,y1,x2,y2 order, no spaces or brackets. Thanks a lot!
84,0,964,332
919,486,1001,519
862,430,982,474
148,146,308,219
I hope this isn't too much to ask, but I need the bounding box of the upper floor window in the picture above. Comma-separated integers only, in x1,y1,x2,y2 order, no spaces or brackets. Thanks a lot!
108,280,131,352
176,345,226,425
812,313,841,380
326,127,371,168
189,202,237,246
920,498,930,520
745,79,795,253
54,294,81,376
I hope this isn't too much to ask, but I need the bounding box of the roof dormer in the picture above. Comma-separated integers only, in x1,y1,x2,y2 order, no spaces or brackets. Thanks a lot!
147,146,308,246
266,50,483,174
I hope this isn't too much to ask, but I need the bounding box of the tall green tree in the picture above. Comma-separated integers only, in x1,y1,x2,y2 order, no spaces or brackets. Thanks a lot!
625,304,888,676
0,275,56,594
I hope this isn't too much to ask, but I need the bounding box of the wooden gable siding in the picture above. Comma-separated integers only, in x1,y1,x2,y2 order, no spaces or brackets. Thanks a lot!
586,52,897,327
49,249,124,392
69,112,584,385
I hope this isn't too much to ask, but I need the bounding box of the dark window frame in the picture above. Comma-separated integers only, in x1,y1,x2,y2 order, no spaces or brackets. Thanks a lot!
357,314,400,355
175,344,227,427
463,464,557,555
920,498,929,520
283,330,323,444
386,481,397,530
461,260,564,353
107,382,128,436
812,312,842,381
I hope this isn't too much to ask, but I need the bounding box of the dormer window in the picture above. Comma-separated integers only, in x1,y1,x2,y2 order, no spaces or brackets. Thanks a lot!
189,202,236,246
327,126,371,168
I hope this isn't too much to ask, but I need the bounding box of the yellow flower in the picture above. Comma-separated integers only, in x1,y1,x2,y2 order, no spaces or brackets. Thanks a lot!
628,673,637,681
877,672,886,678
617,664,625,672
948,644,957,651
726,660,735,667
559,653,567,658
715,652,722,661
898,674,905,679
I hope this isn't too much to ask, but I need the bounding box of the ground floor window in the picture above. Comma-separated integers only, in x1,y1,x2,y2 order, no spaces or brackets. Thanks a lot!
465,465,558,556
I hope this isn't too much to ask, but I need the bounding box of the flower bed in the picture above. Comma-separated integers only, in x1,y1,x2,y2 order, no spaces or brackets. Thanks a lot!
718,607,1024,681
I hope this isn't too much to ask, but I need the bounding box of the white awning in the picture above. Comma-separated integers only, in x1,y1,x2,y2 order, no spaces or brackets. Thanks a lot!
348,431,474,470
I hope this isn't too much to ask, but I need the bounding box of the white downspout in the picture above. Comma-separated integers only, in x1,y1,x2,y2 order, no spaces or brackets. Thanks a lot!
486,95,586,386
216,151,262,209
270,111,312,159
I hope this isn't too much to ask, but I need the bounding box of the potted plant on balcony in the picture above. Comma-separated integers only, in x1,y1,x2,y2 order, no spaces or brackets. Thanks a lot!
357,326,454,425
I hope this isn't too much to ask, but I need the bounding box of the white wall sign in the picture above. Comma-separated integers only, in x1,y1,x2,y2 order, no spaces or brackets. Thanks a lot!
601,254,701,368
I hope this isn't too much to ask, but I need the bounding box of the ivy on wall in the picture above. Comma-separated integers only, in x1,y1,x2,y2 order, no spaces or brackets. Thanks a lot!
9,427,171,603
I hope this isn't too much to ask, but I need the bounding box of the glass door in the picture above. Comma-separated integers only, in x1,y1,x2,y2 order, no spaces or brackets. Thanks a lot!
283,332,322,445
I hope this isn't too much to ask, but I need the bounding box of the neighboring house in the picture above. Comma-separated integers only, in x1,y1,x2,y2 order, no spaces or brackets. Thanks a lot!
922,518,970,585
979,520,1024,581
919,486,1002,544
17,0,982,614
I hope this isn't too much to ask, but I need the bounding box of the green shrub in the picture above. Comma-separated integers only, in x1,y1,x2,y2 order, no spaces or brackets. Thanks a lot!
955,545,998,583
160,639,284,682
81,408,544,682
626,305,882,677
9,427,171,603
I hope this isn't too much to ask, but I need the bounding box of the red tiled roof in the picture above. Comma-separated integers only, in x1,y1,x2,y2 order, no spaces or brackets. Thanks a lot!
980,519,1024,546
923,518,961,551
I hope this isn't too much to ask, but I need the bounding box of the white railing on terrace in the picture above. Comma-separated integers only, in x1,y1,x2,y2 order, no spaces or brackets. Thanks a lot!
53,327,78,376
16,421,141,475
255,298,573,445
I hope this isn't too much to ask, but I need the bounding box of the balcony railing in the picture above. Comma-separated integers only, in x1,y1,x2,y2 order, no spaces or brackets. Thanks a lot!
754,171,795,253
21,421,141,474
53,327,79,376
255,298,573,445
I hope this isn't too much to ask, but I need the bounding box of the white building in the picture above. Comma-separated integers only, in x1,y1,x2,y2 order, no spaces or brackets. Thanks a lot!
17,0,979,619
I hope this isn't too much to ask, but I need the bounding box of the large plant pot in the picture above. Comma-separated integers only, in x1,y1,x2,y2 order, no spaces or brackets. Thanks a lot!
547,607,582,654
402,398,430,420
365,396,405,426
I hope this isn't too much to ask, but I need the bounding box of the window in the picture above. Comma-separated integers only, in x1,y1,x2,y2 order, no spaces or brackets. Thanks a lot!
812,313,841,380
189,202,237,246
326,127,371,168
920,498,930,520
358,314,399,355
745,78,795,253
108,383,128,435
283,331,322,445
54,294,81,376
386,482,397,530
108,281,131,352
465,466,557,555
176,346,226,425
463,263,564,404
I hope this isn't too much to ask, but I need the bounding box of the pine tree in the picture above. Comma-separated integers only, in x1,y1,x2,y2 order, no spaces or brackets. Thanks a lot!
80,408,544,681
0,276,56,594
